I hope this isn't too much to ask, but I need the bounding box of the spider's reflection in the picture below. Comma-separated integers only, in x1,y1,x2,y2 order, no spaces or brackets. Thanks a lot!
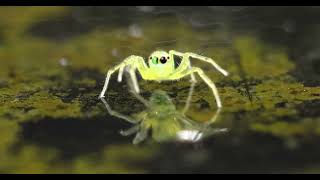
100,79,227,144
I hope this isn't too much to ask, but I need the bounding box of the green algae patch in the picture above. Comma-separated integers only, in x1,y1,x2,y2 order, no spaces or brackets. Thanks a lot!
0,90,83,122
73,144,158,173
234,36,295,78
251,118,320,138
0,7,68,41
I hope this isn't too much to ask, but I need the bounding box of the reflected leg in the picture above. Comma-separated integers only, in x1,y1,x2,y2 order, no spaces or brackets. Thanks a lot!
100,97,139,124
133,127,149,144
182,79,196,114
206,108,222,125
125,72,150,107
120,125,140,136
182,61,197,114
200,108,227,137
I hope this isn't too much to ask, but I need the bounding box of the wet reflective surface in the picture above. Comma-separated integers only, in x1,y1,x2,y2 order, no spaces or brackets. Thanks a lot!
101,89,227,144
0,6,320,173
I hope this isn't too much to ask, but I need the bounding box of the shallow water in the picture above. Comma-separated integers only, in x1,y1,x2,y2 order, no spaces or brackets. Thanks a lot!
0,6,320,173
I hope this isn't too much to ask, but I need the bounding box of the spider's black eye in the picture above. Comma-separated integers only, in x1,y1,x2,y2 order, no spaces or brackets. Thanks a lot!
160,57,167,64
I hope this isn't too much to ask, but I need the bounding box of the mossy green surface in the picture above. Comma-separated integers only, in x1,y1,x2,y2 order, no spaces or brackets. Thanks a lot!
0,7,320,173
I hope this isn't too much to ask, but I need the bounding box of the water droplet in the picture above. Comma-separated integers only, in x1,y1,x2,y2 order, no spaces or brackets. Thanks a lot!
111,48,119,57
59,58,69,67
128,24,143,38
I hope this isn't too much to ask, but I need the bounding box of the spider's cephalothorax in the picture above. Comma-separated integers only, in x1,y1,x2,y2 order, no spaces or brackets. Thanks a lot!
147,51,175,79
99,50,229,108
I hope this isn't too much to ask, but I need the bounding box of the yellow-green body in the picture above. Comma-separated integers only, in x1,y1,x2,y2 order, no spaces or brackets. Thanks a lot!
99,50,229,108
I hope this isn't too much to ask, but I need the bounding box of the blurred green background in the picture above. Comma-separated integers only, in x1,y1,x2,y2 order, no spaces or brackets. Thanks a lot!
0,6,320,173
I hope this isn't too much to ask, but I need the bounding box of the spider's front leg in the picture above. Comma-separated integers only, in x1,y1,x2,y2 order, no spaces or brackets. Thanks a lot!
99,55,148,99
169,50,197,83
170,50,229,77
185,52,229,76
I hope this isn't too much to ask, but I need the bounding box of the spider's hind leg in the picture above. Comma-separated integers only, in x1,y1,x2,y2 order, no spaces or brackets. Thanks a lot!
170,67,223,108
194,68,222,108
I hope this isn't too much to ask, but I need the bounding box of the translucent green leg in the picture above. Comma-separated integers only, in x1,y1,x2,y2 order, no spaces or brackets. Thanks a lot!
99,63,123,99
178,109,225,142
127,65,140,93
201,109,227,138
169,50,197,113
206,108,222,125
99,55,149,99
185,52,229,76
194,67,222,108
171,67,223,108
117,64,125,82
169,49,228,77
